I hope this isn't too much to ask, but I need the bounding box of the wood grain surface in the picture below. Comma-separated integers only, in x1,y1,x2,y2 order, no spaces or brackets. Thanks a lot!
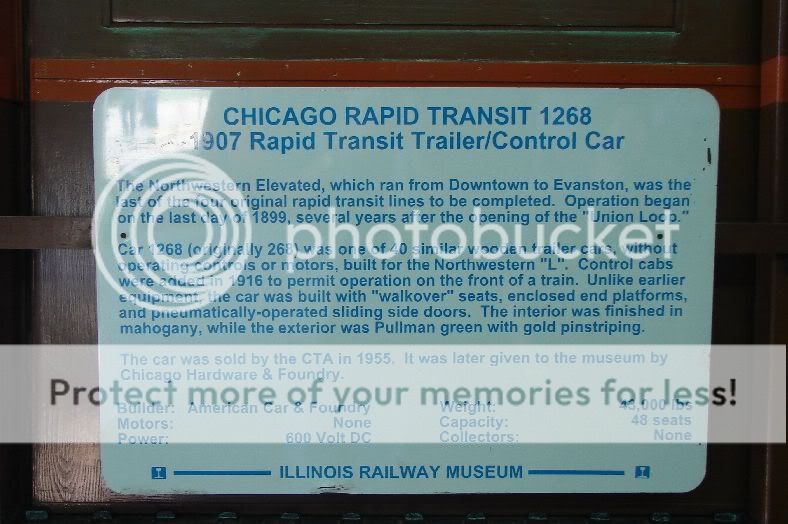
21,0,786,517
109,0,678,29
29,0,759,63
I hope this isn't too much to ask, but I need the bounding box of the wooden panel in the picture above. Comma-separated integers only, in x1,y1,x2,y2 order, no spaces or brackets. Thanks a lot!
712,256,756,344
0,0,22,101
0,217,91,250
24,0,776,515
31,103,94,218
717,110,759,221
0,102,25,214
110,0,677,29
29,0,759,64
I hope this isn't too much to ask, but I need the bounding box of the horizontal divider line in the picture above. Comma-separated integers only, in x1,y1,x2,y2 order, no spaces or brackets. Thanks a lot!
173,470,273,476
527,469,626,476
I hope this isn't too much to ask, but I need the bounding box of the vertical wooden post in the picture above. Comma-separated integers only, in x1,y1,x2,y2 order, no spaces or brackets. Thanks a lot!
751,0,787,522
0,0,30,522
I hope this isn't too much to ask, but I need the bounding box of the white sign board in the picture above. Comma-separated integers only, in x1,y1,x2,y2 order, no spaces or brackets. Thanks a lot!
93,87,719,494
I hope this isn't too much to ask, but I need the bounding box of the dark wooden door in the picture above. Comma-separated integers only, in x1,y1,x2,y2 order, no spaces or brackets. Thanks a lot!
0,0,783,522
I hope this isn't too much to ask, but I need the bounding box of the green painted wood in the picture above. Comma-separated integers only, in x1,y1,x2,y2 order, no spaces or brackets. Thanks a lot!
30,0,759,64
110,0,677,28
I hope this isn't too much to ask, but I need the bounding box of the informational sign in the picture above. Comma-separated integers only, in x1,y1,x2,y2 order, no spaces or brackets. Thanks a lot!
93,87,719,494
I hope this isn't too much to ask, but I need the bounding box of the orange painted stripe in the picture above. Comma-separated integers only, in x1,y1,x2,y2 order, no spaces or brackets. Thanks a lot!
31,58,763,108
30,79,761,109
33,59,761,85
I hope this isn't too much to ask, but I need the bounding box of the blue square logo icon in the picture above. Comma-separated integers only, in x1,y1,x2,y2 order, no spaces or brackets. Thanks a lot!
151,466,167,480
634,465,651,479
